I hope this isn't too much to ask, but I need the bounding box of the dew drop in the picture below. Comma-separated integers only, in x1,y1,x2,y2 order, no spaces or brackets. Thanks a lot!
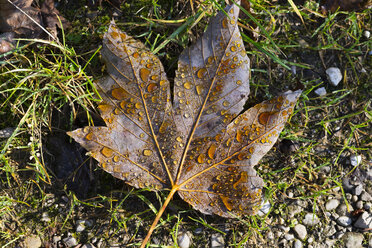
176,136,182,142
230,46,237,52
183,81,192,90
197,154,205,164
151,75,158,81
101,147,114,158
135,102,141,109
113,156,120,162
222,100,230,107
258,111,277,125
159,80,166,86
143,149,153,156
177,91,184,97
146,63,153,69
236,130,242,143
140,68,151,82
230,20,236,25
236,80,242,85
222,18,228,29
207,144,217,159
197,68,207,79
184,113,190,118
133,52,139,58
196,85,203,95
147,83,158,93
85,132,93,141
140,133,145,138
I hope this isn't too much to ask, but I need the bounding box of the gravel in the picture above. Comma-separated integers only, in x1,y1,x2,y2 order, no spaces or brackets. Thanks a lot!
354,212,372,229
326,67,342,86
337,216,352,227
343,232,364,248
350,154,362,166
314,87,327,96
24,235,42,248
293,224,307,240
325,199,340,211
210,233,224,248
178,232,191,248
302,213,320,226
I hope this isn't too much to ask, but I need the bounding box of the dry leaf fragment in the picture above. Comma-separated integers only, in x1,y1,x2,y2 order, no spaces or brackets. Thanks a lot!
68,2,302,246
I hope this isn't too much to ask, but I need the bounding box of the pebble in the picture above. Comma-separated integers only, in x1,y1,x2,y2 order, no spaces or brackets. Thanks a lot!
337,216,352,227
293,239,303,248
302,213,320,226
364,202,371,210
353,185,363,196
63,236,77,247
356,201,363,209
291,65,297,75
314,87,327,96
325,199,340,211
354,212,372,229
41,212,51,222
324,225,337,237
81,244,96,248
210,233,224,248
52,235,61,244
258,200,271,216
342,232,364,248
361,191,372,201
363,30,371,39
284,233,295,241
194,228,203,234
337,204,353,216
279,225,290,233
266,231,274,240
350,154,362,166
307,237,314,243
326,67,342,86
24,235,42,248
288,205,303,218
177,232,191,248
352,194,359,202
293,224,307,240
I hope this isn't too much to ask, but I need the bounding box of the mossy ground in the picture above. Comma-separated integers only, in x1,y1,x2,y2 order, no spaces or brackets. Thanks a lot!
1,0,371,247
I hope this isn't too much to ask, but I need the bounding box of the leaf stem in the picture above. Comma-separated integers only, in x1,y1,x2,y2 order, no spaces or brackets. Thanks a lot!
140,186,179,248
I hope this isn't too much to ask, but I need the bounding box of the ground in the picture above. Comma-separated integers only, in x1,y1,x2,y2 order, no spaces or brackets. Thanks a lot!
0,0,371,247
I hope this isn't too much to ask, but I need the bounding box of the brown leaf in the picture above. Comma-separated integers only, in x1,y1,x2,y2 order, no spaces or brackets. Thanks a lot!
0,0,69,40
68,2,301,246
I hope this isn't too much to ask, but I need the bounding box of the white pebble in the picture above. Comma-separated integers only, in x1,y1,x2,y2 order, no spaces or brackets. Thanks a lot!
177,232,191,248
314,87,327,96
363,30,370,39
325,199,340,211
350,154,362,166
293,224,307,240
210,233,224,248
326,67,342,86
258,200,271,216
303,213,320,226
293,240,303,248
337,216,352,227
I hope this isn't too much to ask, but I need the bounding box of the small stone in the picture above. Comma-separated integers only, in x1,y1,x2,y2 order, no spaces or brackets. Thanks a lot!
354,212,372,229
353,185,363,196
364,202,371,210
363,30,371,39
324,225,337,237
291,65,297,75
342,232,364,248
258,200,271,216
288,205,303,218
307,237,314,243
356,201,363,209
350,154,362,166
24,235,42,248
293,224,307,240
334,231,344,239
314,87,327,96
284,233,294,240
178,232,191,248
337,204,353,216
293,239,303,248
325,199,340,211
325,239,337,247
302,213,320,226
194,228,203,234
279,225,290,233
210,233,224,248
266,231,274,240
352,194,359,202
326,67,342,86
63,236,77,248
337,216,352,227
41,212,51,222
361,191,372,201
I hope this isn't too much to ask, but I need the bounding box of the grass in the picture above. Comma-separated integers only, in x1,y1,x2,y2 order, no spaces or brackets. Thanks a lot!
1,0,371,247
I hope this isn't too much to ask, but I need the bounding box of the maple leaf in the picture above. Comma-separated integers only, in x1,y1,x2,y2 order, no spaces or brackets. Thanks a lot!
67,3,301,246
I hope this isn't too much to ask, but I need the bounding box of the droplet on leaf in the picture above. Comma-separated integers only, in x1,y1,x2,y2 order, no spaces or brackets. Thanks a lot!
143,149,153,156
101,147,114,158
183,82,192,89
197,68,207,79
140,68,151,82
207,144,217,159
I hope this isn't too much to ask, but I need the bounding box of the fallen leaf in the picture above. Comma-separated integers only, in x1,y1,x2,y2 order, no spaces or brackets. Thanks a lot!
0,0,69,51
68,3,301,246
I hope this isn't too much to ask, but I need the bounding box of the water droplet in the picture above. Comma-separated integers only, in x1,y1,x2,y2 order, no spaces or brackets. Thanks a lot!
258,111,277,125
101,147,114,158
120,33,126,39
140,68,150,82
176,136,182,142
147,83,158,93
111,31,119,39
113,156,120,162
207,56,214,64
222,18,228,28
140,133,145,138
236,130,242,142
230,46,237,52
196,85,203,95
230,20,236,25
159,80,166,86
225,52,231,57
177,91,184,97
207,144,217,159
222,100,230,107
146,63,153,69
236,80,242,85
181,73,185,78
85,132,93,141
133,52,139,58
197,68,207,79
184,113,190,118
183,81,192,89
151,75,158,81
143,149,153,156
197,154,205,164
220,195,233,211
